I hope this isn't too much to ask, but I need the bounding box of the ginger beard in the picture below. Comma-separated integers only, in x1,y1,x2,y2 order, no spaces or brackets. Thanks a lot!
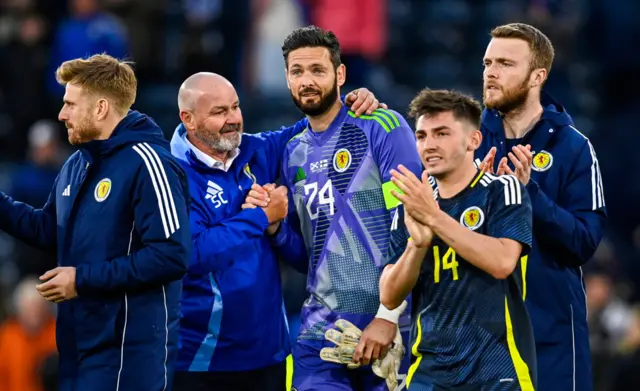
483,72,531,113
65,109,101,145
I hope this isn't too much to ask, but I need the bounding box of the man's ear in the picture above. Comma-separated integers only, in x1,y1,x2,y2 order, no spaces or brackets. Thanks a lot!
336,64,346,88
284,68,291,90
179,110,194,130
468,128,482,151
530,68,547,89
96,98,109,121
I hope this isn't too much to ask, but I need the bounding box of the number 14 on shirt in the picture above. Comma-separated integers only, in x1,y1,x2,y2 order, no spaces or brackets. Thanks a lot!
433,245,459,283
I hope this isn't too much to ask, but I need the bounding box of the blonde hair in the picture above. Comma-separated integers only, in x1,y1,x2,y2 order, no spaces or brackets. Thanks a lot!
55,53,137,115
491,23,555,75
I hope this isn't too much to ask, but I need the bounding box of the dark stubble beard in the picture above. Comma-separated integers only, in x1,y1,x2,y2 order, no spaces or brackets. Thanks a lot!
291,79,339,117
484,76,530,114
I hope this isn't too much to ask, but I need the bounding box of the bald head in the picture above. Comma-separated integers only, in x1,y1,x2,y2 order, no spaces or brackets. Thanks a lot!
177,72,243,157
178,72,234,111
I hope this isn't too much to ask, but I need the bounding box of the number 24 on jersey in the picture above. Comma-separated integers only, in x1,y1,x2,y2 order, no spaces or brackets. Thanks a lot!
304,180,336,220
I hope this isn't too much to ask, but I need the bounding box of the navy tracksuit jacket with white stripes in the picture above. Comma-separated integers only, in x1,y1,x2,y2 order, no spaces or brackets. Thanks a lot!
476,92,607,391
0,110,191,391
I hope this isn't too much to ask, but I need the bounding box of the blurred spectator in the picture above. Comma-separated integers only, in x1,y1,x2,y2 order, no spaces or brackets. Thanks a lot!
0,276,57,391
0,4,49,161
180,0,252,89
9,120,67,280
103,0,167,83
608,306,640,391
250,0,304,97
303,0,387,87
46,0,129,98
586,269,634,390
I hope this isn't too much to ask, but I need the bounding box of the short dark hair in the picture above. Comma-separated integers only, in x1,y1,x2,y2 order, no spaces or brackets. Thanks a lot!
408,89,482,129
491,23,555,75
282,25,341,69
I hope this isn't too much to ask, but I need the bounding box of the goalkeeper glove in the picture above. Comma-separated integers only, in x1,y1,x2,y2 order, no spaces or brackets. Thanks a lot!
372,325,405,390
320,319,362,369
319,317,406,390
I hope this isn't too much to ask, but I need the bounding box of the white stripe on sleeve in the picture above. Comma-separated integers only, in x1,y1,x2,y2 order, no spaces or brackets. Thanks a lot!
132,144,180,238
141,143,181,231
569,125,606,210
496,175,521,206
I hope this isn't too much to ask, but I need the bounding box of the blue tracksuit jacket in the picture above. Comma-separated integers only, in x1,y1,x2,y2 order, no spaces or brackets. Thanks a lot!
170,123,307,372
0,111,191,391
476,92,607,391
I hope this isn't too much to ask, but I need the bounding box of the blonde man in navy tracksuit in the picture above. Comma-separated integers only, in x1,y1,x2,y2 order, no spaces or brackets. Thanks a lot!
0,54,191,391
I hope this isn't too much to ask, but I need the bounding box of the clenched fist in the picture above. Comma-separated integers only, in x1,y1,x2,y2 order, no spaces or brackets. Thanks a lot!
262,185,288,223
242,184,288,224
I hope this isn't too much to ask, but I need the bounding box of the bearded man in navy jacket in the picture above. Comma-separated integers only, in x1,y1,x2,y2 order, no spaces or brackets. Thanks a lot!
0,53,191,391
478,23,607,391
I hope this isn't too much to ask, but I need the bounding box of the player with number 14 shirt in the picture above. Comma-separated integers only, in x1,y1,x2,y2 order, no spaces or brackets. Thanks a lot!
381,89,537,391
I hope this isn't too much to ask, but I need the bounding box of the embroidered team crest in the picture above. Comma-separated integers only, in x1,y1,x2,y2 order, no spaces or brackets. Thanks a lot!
94,178,112,202
460,206,484,230
333,148,352,173
532,150,553,172
243,163,257,184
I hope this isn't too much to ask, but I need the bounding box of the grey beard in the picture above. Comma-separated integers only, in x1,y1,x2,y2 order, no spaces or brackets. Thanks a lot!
195,130,241,153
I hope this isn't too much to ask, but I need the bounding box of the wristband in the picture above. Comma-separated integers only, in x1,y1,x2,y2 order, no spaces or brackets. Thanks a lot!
375,300,408,324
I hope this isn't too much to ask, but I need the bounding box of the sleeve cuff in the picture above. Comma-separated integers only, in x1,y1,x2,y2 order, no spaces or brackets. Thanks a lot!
525,178,540,195
269,222,289,247
525,179,545,220
74,264,89,295
244,207,270,231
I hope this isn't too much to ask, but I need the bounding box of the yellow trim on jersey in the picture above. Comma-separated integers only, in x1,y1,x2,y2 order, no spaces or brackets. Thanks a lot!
285,354,293,390
377,108,401,127
520,255,528,300
382,180,403,210
347,109,400,132
470,170,485,188
504,297,534,391
406,313,423,387
347,110,391,132
287,127,308,144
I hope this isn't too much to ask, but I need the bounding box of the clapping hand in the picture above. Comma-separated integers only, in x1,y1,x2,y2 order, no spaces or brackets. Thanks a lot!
497,145,533,185
389,165,439,226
